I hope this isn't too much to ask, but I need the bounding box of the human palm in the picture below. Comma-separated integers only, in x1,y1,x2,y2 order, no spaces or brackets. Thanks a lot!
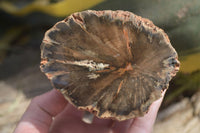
14,89,164,133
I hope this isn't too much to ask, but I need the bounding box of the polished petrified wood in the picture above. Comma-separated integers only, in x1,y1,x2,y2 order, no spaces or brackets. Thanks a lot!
40,10,180,121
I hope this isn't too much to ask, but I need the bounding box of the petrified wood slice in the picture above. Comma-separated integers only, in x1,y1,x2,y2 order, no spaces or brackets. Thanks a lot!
40,10,180,121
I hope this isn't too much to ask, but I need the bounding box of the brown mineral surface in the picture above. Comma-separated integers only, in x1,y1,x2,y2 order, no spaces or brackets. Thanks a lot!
40,10,180,121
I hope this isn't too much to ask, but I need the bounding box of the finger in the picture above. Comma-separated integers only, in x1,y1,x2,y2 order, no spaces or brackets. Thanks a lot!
14,89,68,133
111,119,133,133
65,104,114,127
92,117,113,127
50,104,113,133
128,90,166,133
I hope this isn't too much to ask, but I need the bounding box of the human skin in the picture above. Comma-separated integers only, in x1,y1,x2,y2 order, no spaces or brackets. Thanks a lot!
14,89,165,133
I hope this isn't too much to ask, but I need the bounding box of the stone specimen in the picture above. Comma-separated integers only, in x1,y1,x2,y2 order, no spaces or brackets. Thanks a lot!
40,10,180,122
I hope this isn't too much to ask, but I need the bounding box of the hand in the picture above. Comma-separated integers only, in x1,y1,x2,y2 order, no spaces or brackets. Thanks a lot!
14,89,165,133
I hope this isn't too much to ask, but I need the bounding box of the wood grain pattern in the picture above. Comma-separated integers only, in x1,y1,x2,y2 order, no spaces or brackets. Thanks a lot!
40,10,180,121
